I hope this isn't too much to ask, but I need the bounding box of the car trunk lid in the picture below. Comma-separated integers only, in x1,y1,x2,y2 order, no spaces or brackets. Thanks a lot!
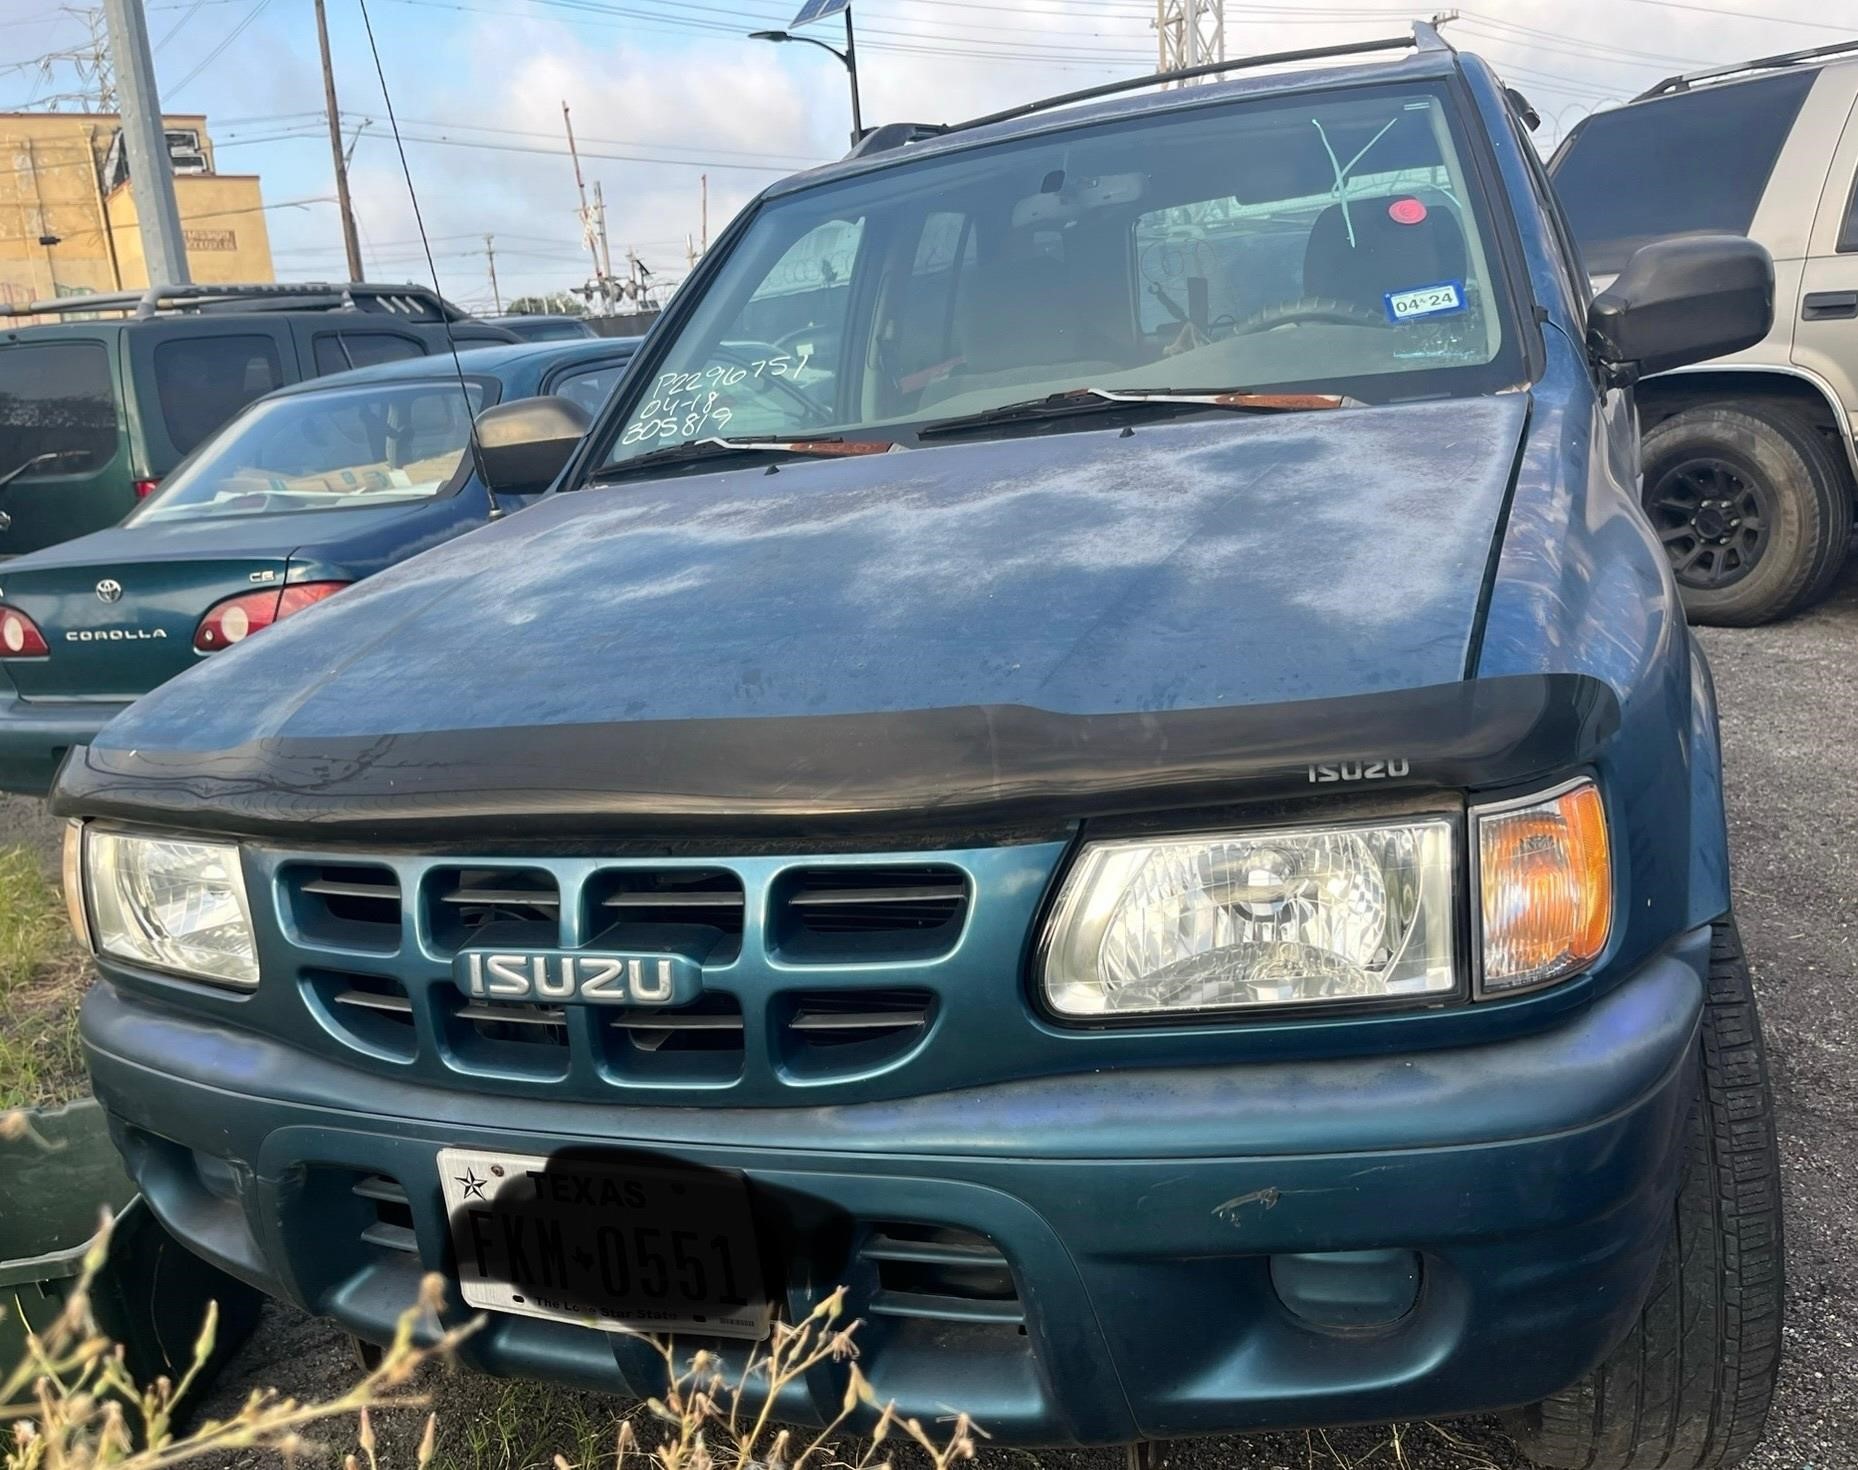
0,526,293,698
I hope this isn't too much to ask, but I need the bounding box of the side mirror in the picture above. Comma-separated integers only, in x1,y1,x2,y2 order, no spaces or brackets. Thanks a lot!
1587,234,1774,385
472,396,593,496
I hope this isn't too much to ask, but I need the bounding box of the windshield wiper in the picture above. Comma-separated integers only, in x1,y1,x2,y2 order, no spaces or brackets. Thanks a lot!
589,435,895,484
915,387,1352,441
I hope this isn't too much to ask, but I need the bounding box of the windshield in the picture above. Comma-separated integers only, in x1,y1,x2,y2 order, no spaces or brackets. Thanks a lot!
132,379,486,523
604,81,1521,467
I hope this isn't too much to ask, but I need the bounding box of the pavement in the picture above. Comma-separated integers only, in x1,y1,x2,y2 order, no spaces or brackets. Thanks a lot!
9,567,1855,1469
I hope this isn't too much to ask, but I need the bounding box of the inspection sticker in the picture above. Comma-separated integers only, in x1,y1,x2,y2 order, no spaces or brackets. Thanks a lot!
1384,280,1466,323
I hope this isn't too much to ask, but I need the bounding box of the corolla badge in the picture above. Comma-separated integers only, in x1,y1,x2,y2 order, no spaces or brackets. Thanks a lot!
94,579,123,603
65,628,166,642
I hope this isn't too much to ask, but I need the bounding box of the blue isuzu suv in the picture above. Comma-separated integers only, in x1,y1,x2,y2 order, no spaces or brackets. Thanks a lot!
57,27,1784,1468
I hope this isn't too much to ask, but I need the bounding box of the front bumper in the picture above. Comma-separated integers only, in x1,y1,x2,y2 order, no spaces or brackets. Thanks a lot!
82,930,1708,1445
0,694,125,795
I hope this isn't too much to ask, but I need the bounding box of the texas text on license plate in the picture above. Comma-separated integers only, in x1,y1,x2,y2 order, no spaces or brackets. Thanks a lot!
438,1148,772,1339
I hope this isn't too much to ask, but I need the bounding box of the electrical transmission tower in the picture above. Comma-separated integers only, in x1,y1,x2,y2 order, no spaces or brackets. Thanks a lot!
21,6,117,111
1156,0,1223,84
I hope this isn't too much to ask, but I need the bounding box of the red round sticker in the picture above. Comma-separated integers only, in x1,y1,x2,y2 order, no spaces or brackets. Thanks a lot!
1388,197,1428,225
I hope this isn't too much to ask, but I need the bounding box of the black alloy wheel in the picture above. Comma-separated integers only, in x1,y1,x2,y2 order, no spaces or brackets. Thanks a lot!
1645,453,1771,591
1638,402,1852,626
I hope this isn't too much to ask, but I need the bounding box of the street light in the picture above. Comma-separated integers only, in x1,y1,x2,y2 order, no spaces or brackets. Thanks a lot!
750,16,864,147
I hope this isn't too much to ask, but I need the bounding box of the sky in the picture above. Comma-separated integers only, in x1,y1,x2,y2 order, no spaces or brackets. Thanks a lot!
0,0,1844,312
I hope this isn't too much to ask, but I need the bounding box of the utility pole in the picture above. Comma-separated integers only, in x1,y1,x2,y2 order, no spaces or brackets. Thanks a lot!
484,233,500,314
591,180,615,293
561,102,608,311
700,173,708,254
100,0,188,286
314,0,364,282
840,7,863,141
1156,0,1224,84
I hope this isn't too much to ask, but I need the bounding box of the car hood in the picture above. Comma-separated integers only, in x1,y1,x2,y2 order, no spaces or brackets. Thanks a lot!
66,395,1536,831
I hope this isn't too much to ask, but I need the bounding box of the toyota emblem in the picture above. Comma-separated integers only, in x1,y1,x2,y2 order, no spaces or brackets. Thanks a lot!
95,579,123,603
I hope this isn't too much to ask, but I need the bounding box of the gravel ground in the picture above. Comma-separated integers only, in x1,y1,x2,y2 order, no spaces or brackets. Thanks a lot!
19,570,1857,1469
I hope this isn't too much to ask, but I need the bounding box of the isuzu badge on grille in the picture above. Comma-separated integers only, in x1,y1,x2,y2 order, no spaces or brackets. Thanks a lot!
454,948,702,1007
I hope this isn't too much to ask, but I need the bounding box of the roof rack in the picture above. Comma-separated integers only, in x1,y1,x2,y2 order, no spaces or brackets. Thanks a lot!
0,281,468,322
1638,37,1858,99
941,24,1445,139
846,121,948,158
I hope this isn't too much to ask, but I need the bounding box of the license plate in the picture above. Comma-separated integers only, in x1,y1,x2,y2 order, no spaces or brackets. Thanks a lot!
438,1148,771,1339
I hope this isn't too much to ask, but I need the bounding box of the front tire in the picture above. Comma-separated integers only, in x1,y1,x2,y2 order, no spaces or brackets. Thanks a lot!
1504,921,1784,1469
1641,404,1852,626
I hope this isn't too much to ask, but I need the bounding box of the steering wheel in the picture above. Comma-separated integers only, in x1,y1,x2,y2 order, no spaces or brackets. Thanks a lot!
770,325,839,373
709,343,833,427
1231,297,1392,336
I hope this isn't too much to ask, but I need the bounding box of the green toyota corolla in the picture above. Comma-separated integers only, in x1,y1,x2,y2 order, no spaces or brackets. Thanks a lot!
0,336,634,793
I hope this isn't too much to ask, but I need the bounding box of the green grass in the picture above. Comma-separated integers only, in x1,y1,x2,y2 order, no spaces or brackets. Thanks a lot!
426,1376,620,1470
0,841,88,1109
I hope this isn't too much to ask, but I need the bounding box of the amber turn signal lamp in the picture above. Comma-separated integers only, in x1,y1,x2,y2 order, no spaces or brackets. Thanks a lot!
62,821,92,952
1476,779,1611,996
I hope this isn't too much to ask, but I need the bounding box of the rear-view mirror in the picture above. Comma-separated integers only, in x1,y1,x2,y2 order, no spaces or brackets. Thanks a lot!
473,396,593,497
1587,234,1773,383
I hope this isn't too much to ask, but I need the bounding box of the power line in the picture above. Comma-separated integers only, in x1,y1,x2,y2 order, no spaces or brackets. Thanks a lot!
1610,0,1856,30
213,112,820,170
153,0,207,51
213,122,821,173
165,0,272,96
1454,9,1709,65
1453,23,1691,73
379,0,1152,66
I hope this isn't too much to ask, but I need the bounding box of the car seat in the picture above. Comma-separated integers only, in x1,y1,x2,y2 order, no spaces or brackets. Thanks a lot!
1302,196,1469,317
918,253,1126,407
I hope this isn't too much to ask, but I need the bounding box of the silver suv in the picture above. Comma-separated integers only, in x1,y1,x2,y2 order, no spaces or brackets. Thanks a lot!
1552,41,1858,625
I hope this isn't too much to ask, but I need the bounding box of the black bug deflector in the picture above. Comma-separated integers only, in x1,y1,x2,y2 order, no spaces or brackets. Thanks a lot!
52,673,1617,841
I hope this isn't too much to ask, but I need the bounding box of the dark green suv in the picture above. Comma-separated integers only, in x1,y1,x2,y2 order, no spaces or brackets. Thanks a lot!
0,282,517,558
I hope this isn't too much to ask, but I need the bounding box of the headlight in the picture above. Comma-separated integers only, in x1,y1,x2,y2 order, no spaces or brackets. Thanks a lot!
86,831,258,989
1475,779,1610,995
1041,819,1456,1017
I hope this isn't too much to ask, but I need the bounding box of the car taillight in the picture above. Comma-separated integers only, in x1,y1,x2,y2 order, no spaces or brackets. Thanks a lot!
193,581,348,653
0,605,49,658
132,478,160,500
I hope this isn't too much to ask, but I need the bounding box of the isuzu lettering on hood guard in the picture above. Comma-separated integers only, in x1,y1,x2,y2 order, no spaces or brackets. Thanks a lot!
58,26,1786,1469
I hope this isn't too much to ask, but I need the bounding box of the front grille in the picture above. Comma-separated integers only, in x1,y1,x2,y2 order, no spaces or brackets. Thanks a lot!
305,970,417,1060
586,867,744,963
776,990,934,1080
283,864,401,951
602,993,745,1085
443,995,571,1079
425,867,559,954
858,1224,1024,1330
260,844,1054,1102
771,866,970,962
352,1174,418,1255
